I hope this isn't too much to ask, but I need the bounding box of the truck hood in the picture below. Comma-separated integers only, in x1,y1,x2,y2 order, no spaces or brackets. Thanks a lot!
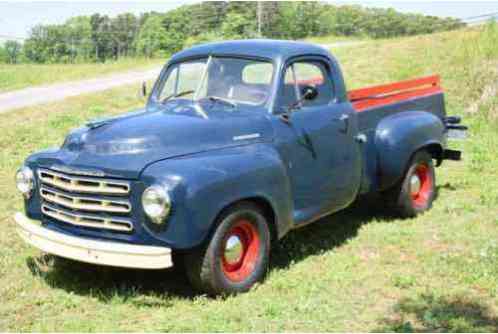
30,106,273,179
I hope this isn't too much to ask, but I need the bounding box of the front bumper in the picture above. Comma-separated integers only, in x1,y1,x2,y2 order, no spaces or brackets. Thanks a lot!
14,212,173,269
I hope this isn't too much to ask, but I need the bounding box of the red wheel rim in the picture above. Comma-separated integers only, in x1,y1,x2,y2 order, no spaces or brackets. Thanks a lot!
410,163,433,208
221,219,260,283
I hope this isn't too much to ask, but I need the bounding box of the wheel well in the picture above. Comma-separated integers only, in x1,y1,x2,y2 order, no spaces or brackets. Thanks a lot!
422,143,444,166
245,197,278,244
387,143,443,192
216,197,278,246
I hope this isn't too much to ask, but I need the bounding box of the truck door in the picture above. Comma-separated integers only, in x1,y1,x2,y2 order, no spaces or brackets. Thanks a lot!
274,58,361,224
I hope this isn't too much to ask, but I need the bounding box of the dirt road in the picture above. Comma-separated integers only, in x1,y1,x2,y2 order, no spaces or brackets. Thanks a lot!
0,67,161,114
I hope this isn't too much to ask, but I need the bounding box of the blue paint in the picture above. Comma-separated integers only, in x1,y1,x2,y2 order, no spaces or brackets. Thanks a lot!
22,40,448,250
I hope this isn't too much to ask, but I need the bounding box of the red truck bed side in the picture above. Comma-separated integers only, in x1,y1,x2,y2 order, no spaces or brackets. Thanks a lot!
347,75,442,112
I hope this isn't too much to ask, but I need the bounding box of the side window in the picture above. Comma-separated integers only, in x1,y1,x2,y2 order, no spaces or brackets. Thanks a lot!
280,60,333,109
294,62,325,86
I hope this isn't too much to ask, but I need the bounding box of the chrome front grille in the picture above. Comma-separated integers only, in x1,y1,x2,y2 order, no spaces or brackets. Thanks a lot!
38,169,129,195
42,204,133,232
40,187,131,213
38,168,133,232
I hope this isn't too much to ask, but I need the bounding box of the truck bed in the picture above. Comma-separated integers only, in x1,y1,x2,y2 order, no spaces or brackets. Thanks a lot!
348,75,442,112
347,75,446,131
346,75,447,195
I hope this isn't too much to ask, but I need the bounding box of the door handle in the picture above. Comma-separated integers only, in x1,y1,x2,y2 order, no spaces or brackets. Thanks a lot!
332,114,349,133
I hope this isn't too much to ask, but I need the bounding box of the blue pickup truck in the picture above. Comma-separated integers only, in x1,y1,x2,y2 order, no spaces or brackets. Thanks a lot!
15,40,465,295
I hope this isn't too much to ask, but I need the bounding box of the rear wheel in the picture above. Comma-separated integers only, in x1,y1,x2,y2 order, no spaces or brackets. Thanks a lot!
383,150,436,217
184,202,271,295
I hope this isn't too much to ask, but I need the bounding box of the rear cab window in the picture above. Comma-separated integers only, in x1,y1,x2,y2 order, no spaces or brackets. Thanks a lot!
242,63,273,85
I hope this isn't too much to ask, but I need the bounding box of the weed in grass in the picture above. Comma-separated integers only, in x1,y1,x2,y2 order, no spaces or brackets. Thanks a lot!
392,274,417,289
377,293,498,332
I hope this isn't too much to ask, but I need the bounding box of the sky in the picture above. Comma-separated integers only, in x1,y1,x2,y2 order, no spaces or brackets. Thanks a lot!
0,1,497,40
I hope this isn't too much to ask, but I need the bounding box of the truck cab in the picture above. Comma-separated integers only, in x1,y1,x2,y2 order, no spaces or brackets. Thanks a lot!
14,40,464,295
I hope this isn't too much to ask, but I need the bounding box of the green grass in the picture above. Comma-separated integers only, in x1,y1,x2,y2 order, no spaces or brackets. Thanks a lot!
1,25,498,331
0,58,163,93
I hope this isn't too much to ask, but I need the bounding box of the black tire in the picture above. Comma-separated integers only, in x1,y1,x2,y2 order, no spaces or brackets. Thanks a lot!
171,251,187,275
383,150,436,217
184,202,271,295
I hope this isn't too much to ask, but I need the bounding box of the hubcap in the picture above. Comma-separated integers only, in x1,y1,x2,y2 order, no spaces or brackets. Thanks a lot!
221,219,261,283
410,174,421,196
410,163,433,208
224,235,243,265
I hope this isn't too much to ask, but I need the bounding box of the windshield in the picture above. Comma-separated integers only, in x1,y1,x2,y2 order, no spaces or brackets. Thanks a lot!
155,57,274,106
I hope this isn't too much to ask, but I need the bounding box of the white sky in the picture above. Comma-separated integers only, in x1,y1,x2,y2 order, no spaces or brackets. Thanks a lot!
0,1,497,40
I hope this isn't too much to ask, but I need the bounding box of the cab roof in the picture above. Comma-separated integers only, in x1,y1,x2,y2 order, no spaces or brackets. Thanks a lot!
169,39,334,63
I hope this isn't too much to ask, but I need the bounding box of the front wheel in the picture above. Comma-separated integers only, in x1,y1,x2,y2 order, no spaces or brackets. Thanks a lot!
184,202,271,295
383,150,436,217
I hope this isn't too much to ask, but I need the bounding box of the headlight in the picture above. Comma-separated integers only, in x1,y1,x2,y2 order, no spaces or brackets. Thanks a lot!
16,166,34,198
142,185,171,225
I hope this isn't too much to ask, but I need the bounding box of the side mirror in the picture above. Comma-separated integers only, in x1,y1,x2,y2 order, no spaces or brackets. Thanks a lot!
301,85,318,101
286,85,319,115
141,81,147,98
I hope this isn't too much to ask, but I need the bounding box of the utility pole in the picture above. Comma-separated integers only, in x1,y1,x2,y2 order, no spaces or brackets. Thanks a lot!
257,1,262,38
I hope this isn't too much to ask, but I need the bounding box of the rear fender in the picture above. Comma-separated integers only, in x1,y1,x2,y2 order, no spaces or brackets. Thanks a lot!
375,111,444,190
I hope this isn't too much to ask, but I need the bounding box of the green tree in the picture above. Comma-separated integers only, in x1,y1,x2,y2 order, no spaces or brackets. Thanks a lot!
189,2,227,36
0,44,8,63
260,2,282,38
110,13,139,59
24,25,49,63
4,40,22,64
161,8,191,54
66,16,93,62
135,15,168,57
15,2,467,65
90,14,112,62
221,12,256,39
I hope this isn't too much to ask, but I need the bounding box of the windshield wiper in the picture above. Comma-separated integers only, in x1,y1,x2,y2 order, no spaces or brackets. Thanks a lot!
207,96,236,108
161,90,194,104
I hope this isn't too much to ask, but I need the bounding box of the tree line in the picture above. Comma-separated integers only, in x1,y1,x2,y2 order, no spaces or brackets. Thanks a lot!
0,1,465,64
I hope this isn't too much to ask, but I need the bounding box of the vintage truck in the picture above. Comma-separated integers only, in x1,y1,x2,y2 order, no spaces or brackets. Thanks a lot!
15,40,465,295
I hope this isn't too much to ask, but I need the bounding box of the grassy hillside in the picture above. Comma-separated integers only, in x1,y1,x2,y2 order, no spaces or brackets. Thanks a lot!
0,57,162,93
0,25,497,331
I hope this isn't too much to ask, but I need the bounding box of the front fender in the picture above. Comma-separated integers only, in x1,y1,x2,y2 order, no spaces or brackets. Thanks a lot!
140,143,293,250
375,111,444,190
